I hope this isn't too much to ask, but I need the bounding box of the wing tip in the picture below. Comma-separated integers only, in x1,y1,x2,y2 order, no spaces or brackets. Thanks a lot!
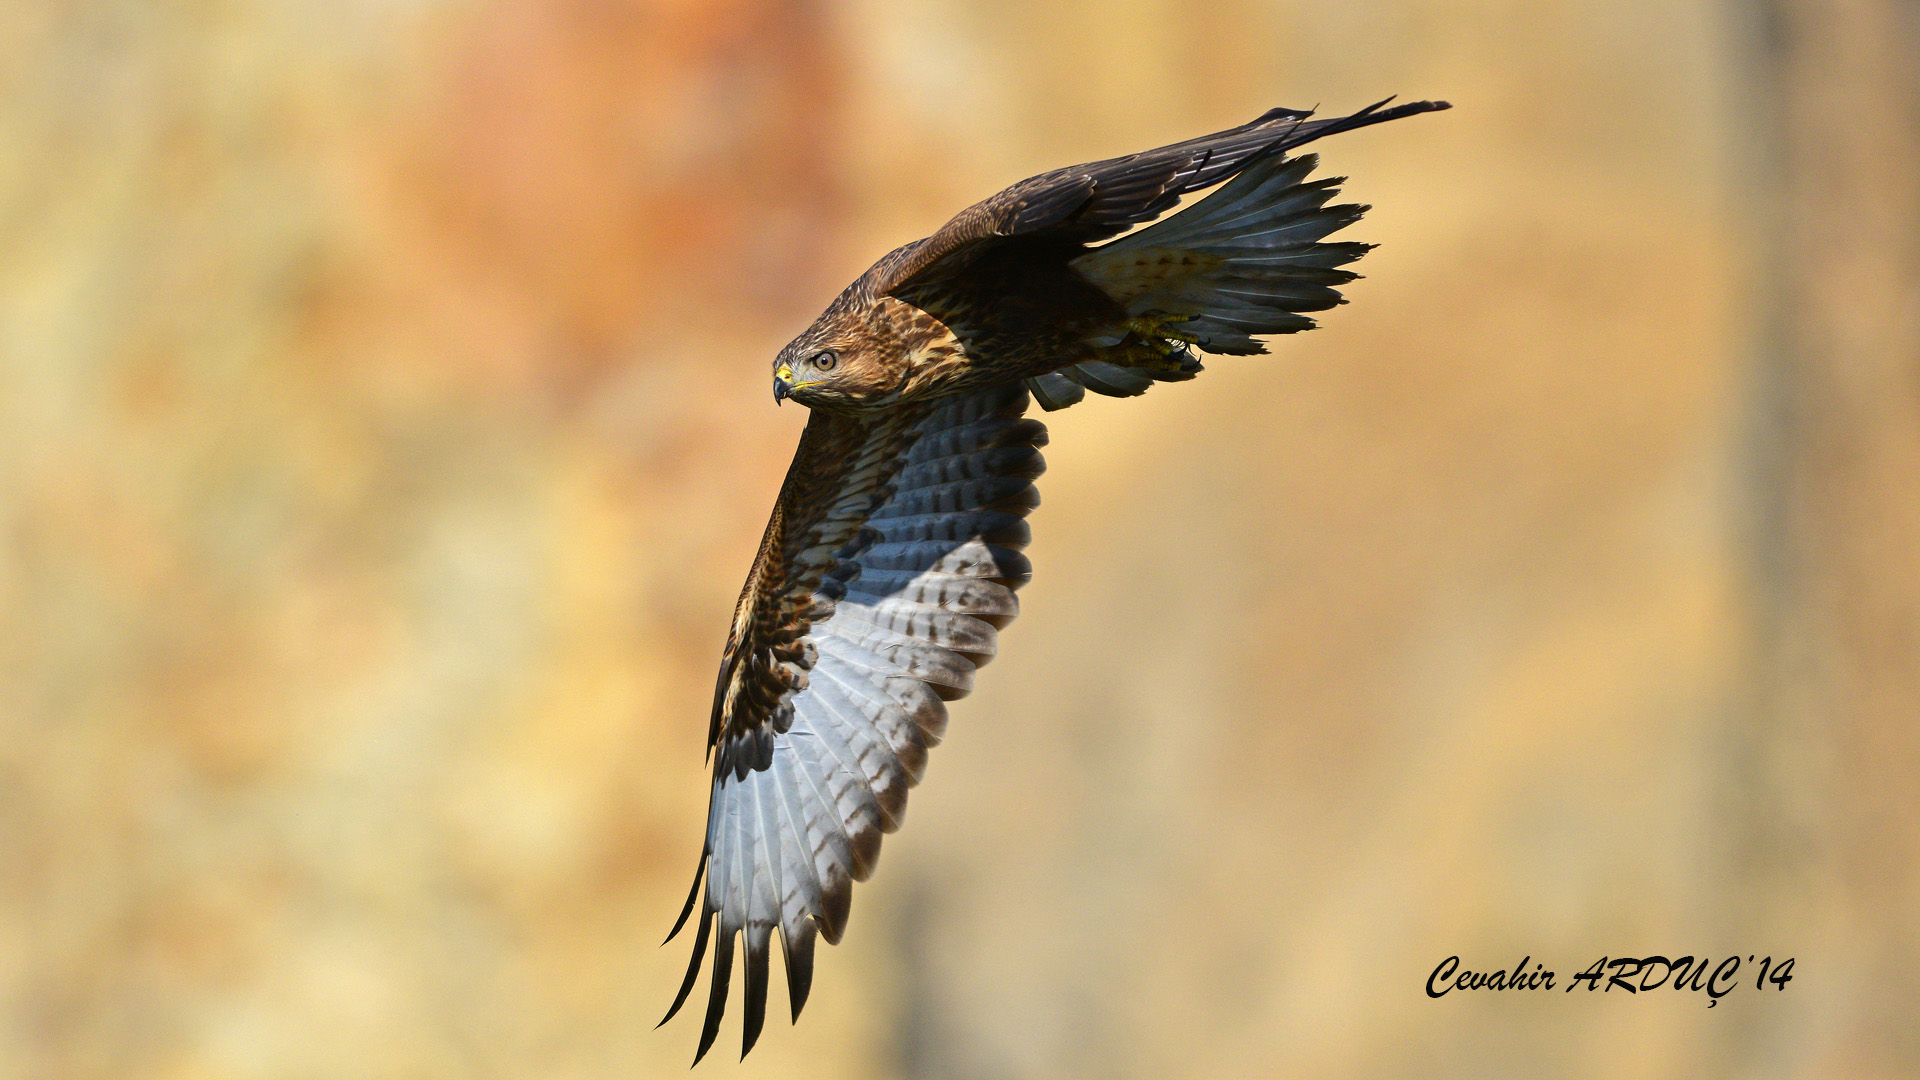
662,847,708,945
1274,96,1452,154
1252,105,1316,125
659,906,714,1030
783,922,817,1023
1355,95,1453,123
692,926,735,1065
740,924,772,1059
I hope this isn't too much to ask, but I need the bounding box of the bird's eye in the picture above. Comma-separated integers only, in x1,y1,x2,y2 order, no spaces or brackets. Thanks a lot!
812,350,837,372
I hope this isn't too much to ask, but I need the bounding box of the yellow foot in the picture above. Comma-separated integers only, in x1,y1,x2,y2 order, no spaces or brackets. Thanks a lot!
1115,314,1205,373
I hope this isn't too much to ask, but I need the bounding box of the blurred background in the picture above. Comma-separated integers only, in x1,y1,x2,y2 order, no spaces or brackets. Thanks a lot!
3,1,1916,1077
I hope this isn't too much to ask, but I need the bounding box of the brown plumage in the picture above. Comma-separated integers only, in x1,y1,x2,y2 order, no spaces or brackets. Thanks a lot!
663,96,1449,1063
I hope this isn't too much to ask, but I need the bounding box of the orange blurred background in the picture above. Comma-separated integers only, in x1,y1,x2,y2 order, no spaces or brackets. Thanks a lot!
3,2,1915,1077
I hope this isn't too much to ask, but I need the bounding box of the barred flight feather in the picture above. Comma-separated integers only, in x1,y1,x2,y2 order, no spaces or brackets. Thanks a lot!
664,382,1046,1062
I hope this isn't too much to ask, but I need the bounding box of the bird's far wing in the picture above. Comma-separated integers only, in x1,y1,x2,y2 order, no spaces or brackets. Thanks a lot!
663,382,1046,1063
864,97,1451,296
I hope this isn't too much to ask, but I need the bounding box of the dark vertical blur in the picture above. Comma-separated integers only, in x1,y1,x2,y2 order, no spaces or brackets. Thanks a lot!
1734,2,1920,1076
0,1,1913,1077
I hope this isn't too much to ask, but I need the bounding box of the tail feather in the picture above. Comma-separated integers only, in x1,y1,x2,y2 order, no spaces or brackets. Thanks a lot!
1073,150,1371,350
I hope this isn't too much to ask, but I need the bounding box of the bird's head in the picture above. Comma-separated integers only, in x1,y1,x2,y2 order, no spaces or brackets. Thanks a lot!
770,310,905,412
770,342,843,408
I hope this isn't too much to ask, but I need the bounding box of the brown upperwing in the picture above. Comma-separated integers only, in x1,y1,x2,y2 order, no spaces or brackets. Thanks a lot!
860,97,1449,298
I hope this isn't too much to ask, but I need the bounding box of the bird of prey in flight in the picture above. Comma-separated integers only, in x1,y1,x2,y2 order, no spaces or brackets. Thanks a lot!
660,97,1449,1062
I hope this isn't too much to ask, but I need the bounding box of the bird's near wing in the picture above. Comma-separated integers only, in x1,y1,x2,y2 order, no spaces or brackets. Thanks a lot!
662,382,1046,1063
860,97,1451,296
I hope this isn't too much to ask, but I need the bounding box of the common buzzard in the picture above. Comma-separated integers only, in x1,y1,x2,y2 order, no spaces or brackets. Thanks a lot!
661,97,1449,1062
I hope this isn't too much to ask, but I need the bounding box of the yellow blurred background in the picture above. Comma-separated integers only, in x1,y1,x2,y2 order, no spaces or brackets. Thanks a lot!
3,1,1915,1077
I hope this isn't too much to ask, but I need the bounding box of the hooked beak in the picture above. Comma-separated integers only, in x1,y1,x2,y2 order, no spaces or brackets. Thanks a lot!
773,364,792,405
